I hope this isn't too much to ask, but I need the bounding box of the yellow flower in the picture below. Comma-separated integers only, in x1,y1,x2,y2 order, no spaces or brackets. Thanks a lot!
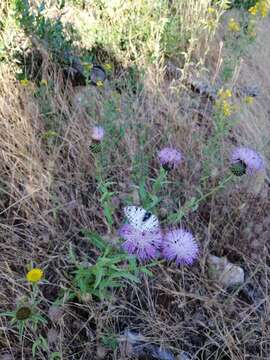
224,89,232,98
96,80,104,87
20,79,29,87
83,63,93,72
104,63,112,71
228,18,240,32
26,268,43,283
218,88,232,99
250,1,270,17
222,100,232,117
260,2,269,17
40,79,48,86
207,7,216,14
245,96,254,105
216,99,235,117
206,19,216,31
248,5,258,15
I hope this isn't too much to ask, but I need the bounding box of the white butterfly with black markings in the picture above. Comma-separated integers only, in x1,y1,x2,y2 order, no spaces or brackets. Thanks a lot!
124,206,159,231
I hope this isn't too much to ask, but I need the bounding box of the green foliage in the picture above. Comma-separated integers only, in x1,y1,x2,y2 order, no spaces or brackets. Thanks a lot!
97,179,116,229
72,231,154,300
211,0,255,9
32,335,48,358
64,0,220,66
32,336,61,359
0,306,47,338
138,167,169,211
230,0,257,9
167,174,234,224
13,0,76,62
101,331,118,350
221,20,255,82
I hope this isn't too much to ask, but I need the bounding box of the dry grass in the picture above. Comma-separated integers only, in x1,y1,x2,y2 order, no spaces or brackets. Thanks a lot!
0,1,270,359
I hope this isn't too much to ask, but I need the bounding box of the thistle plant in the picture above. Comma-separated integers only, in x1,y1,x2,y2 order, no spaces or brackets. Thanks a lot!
0,267,46,338
230,147,265,176
158,147,183,171
162,229,199,266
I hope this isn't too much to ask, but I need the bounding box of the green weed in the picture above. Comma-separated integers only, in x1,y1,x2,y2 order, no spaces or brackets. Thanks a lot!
71,231,155,300
0,305,47,339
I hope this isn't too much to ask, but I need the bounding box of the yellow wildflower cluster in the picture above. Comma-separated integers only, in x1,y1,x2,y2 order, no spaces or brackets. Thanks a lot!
20,79,30,87
205,7,218,31
96,80,104,88
245,96,254,105
207,7,216,15
83,63,93,72
228,18,240,32
218,88,232,99
104,63,112,72
249,0,270,17
221,100,234,117
40,79,48,86
216,88,235,117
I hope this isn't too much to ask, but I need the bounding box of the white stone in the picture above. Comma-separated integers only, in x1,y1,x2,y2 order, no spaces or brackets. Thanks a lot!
207,255,245,288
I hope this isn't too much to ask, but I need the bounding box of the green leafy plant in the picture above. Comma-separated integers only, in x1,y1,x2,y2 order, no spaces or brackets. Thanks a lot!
32,335,49,358
97,179,117,230
0,304,47,338
13,0,76,63
32,335,61,359
101,331,118,350
72,231,155,300
230,0,257,9
138,167,169,211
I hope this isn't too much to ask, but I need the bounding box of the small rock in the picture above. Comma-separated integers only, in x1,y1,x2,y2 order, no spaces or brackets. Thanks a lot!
119,330,175,359
90,65,106,85
188,78,218,100
207,255,244,289
145,345,175,360
235,85,260,98
247,169,266,195
177,351,192,360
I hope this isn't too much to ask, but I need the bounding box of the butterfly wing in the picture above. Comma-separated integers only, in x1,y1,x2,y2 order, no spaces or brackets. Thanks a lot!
124,206,159,231
141,213,159,231
124,206,144,228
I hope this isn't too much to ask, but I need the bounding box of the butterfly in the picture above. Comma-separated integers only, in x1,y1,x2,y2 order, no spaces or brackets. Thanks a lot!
124,206,159,231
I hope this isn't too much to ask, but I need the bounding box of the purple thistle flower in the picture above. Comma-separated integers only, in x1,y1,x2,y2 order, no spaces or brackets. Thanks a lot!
119,224,163,261
158,147,183,170
230,147,264,176
91,126,105,142
162,229,199,266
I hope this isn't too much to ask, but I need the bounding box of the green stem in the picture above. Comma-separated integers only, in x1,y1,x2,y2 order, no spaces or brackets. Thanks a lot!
195,173,234,204
168,173,234,224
